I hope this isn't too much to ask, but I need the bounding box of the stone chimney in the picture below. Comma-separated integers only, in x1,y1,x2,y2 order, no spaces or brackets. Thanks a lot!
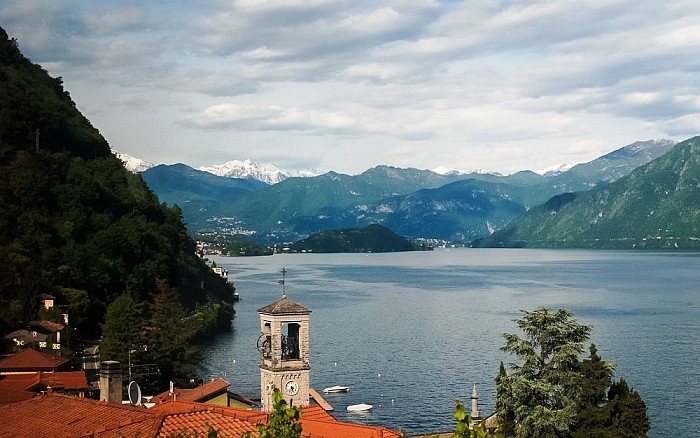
100,361,122,403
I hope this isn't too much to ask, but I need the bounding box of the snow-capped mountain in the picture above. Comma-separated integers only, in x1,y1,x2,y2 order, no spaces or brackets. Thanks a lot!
198,159,319,185
114,151,155,173
536,162,579,177
430,166,501,176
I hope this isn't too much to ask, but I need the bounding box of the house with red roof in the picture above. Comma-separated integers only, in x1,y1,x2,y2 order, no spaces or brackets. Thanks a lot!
0,392,402,438
150,377,254,409
0,348,70,373
0,370,88,397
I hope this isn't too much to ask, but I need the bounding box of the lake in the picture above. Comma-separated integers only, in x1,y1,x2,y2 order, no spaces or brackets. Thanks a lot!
198,249,700,437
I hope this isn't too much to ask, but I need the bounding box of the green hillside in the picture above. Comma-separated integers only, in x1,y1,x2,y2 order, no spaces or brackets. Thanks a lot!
472,136,700,249
0,28,234,340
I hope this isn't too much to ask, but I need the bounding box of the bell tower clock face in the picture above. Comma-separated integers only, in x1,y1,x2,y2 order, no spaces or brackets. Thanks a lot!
284,380,299,396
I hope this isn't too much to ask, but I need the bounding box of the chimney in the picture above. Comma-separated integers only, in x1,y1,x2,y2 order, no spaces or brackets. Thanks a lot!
100,361,122,403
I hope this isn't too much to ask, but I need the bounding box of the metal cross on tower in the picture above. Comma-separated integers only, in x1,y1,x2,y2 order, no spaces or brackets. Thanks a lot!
278,267,288,296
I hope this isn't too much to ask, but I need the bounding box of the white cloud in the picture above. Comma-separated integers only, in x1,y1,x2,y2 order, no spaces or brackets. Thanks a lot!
1,0,698,174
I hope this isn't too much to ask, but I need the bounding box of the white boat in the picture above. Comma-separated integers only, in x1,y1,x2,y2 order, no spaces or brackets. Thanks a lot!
346,403,373,412
323,385,349,393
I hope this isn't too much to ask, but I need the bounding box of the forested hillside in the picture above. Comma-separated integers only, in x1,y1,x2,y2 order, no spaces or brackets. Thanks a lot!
472,136,700,249
0,27,233,342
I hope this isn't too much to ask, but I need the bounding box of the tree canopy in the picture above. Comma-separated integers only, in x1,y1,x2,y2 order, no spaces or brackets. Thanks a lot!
496,307,648,438
0,27,235,349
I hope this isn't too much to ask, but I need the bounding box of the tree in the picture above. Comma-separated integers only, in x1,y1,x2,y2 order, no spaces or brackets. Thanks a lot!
242,388,302,438
570,344,616,438
497,309,649,438
495,362,516,437
100,293,145,366
606,379,649,437
497,307,591,438
146,279,199,390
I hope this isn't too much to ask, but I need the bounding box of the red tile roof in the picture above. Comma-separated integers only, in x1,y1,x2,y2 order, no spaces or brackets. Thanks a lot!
151,378,231,403
0,393,401,438
0,393,161,437
0,388,35,404
0,371,88,392
0,348,70,372
301,418,402,438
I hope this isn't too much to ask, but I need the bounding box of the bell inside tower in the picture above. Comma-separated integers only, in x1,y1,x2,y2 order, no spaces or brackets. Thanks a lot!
282,323,300,360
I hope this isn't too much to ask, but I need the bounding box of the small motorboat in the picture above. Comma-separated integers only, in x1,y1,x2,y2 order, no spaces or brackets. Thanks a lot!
323,385,349,393
347,403,373,412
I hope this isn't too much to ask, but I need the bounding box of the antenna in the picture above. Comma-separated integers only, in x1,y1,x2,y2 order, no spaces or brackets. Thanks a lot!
278,268,287,296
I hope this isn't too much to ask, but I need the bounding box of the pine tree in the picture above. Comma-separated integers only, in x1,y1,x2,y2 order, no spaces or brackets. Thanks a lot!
570,344,615,438
146,279,199,389
606,379,650,438
100,293,145,366
497,307,591,438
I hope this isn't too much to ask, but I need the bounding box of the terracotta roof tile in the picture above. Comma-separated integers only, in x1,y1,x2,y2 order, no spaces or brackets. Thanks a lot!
158,410,258,437
0,348,70,371
151,400,269,424
152,378,230,404
300,405,338,422
0,388,35,404
257,296,311,315
0,393,160,437
0,371,87,393
300,418,401,438
0,393,401,438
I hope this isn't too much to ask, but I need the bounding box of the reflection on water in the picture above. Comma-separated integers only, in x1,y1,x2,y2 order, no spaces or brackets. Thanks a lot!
198,249,700,437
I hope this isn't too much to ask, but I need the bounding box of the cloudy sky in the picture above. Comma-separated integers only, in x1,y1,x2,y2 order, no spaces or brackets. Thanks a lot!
2,1,699,175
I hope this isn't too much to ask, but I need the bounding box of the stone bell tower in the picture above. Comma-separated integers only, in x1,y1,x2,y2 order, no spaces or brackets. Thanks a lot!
257,293,311,411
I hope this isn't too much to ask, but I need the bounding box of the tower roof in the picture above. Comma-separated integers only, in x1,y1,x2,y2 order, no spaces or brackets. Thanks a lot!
258,296,311,315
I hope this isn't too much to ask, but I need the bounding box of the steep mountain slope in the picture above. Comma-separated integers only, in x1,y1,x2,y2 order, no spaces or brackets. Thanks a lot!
353,179,528,241
472,137,700,249
547,139,676,189
0,28,233,337
141,164,266,228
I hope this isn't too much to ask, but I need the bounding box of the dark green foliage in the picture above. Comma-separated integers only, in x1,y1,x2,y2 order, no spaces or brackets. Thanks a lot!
146,280,200,391
473,137,700,249
0,27,234,366
498,308,591,437
495,362,516,437
572,377,649,438
99,293,146,368
497,308,649,438
287,224,430,253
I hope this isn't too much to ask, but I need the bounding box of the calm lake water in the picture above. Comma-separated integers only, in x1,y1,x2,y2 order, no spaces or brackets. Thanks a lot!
199,249,700,437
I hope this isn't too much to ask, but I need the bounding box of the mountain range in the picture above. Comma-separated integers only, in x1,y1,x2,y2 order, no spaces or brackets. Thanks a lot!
472,136,700,249
136,139,679,244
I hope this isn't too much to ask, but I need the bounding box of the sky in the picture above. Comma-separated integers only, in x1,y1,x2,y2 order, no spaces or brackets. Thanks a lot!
2,1,700,175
